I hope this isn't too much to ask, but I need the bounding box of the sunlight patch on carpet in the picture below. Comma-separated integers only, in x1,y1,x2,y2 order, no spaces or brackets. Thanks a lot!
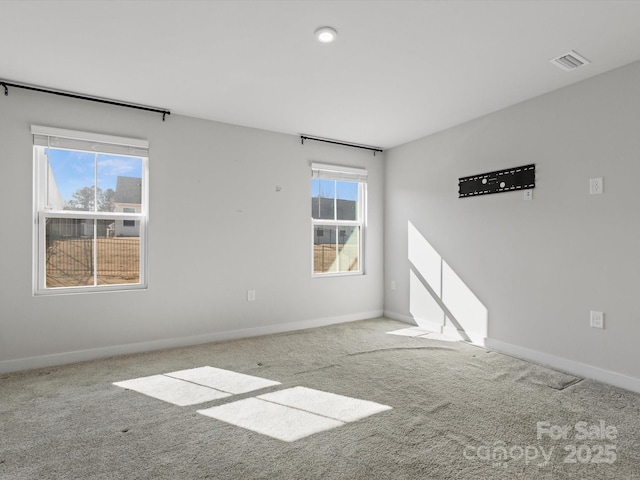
198,397,345,442
386,327,434,337
198,387,391,442
423,332,461,342
113,374,231,406
165,366,281,394
258,386,392,422
113,366,281,406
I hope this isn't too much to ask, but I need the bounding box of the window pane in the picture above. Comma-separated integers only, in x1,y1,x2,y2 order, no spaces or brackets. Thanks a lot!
313,225,337,274
100,155,143,213
47,149,96,211
45,218,95,287
338,226,359,272
311,179,335,220
97,233,140,285
336,181,358,221
46,149,144,213
44,217,140,287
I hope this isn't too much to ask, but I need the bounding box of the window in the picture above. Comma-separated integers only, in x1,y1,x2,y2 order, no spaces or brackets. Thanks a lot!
311,163,367,276
122,208,136,228
32,125,149,294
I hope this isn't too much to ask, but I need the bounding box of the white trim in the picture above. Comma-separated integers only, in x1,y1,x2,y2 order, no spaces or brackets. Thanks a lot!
383,309,444,332
441,324,486,347
312,270,364,279
311,163,368,183
35,282,147,296
39,211,144,220
33,140,149,296
6,311,638,394
485,338,640,394
311,169,366,277
31,125,149,149
0,311,384,374
384,310,474,340
385,310,640,393
311,162,367,176
33,148,45,293
383,310,416,325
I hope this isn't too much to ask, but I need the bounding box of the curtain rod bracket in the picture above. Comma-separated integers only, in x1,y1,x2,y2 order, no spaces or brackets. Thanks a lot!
2,83,7,96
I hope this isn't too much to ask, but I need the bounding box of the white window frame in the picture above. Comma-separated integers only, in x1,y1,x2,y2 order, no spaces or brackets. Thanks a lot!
32,125,149,295
311,163,367,277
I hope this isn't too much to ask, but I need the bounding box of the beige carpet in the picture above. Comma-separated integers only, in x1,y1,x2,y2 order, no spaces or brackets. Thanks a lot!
1,318,639,479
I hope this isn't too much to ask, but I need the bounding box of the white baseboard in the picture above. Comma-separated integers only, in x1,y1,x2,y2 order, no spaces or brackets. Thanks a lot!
385,310,640,393
486,338,640,394
383,310,443,331
384,310,486,346
384,310,416,324
0,310,384,374
8,309,637,394
441,324,486,347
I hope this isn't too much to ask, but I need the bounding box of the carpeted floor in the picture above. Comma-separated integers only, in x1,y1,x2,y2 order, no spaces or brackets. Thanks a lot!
1,318,639,479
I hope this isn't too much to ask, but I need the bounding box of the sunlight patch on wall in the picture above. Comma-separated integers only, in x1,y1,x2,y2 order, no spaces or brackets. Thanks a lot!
408,222,441,293
409,270,446,328
407,221,488,342
442,260,488,338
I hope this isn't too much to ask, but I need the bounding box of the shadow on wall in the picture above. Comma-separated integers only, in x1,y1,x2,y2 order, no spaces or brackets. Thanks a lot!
408,221,488,345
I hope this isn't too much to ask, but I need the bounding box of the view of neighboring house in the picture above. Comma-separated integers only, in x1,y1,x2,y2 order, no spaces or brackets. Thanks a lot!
114,176,142,237
311,197,357,244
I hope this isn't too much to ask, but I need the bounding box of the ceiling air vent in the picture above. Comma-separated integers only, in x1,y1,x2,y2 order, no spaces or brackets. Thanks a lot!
550,50,590,72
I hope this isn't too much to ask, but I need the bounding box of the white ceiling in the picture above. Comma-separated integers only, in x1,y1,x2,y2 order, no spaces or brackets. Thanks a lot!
2,1,640,149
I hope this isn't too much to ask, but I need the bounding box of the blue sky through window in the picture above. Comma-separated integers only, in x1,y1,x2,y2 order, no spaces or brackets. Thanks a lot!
47,148,143,203
312,179,358,201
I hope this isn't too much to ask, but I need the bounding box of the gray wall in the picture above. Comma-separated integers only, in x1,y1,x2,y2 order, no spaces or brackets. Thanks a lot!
0,88,384,371
4,59,640,392
384,61,640,391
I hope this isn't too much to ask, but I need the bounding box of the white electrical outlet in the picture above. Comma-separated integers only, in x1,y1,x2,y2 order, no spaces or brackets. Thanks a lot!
247,290,256,302
590,310,604,329
523,189,533,201
589,177,603,195
390,280,396,291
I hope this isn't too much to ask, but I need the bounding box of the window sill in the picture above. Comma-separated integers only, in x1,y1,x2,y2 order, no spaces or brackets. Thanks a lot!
312,271,364,279
34,283,148,296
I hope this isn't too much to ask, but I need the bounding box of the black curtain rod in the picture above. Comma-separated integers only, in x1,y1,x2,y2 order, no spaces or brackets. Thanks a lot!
1,80,171,121
300,135,383,155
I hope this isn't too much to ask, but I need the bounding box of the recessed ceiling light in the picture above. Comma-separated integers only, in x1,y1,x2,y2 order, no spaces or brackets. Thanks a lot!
315,26,337,43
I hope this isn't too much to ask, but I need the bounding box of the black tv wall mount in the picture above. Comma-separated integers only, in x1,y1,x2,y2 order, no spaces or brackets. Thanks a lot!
458,164,535,198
